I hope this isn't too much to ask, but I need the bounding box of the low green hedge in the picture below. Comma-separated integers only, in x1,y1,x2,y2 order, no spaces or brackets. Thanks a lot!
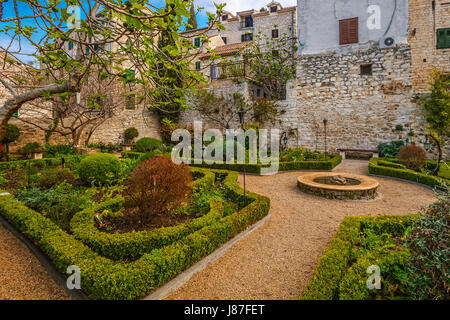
190,154,342,174
369,157,450,189
0,168,270,300
70,169,218,261
299,215,417,300
0,155,85,171
121,151,144,159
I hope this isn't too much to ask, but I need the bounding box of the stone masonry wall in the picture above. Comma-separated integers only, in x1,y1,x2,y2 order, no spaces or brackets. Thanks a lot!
278,43,433,154
409,0,450,93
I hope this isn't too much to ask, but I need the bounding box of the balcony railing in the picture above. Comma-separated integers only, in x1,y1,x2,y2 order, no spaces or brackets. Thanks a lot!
210,61,249,80
239,20,253,29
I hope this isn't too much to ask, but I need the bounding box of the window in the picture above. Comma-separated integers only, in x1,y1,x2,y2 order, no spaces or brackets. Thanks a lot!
13,111,18,118
339,17,358,45
437,28,450,49
222,37,227,44
194,37,201,48
195,61,201,70
124,69,135,83
126,94,135,110
272,50,279,57
360,64,373,76
68,41,73,50
271,29,279,39
270,6,277,13
241,33,253,42
222,15,228,21
244,16,253,28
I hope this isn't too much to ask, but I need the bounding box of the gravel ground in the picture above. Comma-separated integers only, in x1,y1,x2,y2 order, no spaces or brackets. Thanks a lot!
0,223,71,300
166,160,436,300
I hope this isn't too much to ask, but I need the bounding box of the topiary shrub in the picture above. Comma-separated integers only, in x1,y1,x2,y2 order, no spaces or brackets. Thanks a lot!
123,155,192,226
405,186,449,300
1,123,20,153
124,127,139,144
78,153,122,186
398,145,427,171
38,167,75,189
135,137,164,153
18,142,42,153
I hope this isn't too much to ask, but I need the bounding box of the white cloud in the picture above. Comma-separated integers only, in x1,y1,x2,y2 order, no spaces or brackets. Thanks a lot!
196,0,296,15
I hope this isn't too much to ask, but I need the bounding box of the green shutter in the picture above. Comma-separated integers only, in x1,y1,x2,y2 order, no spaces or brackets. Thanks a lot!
13,111,18,118
437,28,450,49
195,61,201,70
194,37,201,48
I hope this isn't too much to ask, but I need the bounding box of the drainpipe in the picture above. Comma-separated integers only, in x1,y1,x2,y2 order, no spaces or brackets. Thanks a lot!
432,0,436,48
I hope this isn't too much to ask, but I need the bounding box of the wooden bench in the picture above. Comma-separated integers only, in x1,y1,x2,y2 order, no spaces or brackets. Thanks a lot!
337,148,380,160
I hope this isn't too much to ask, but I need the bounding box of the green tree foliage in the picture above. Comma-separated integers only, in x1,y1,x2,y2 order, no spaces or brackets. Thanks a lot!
187,4,198,30
419,70,450,142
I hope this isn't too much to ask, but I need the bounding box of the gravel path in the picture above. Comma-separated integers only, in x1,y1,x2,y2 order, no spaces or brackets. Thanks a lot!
166,160,436,300
0,223,70,300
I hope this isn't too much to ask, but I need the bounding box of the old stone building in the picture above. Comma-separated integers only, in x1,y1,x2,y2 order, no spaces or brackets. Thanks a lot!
181,1,297,81
409,0,450,93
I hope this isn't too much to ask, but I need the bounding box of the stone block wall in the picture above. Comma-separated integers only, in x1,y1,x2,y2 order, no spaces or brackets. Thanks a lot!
277,43,430,153
409,0,450,93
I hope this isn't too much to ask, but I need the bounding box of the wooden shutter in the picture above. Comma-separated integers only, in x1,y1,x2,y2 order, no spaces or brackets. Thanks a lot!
194,37,201,48
437,28,450,49
339,18,358,45
195,61,201,70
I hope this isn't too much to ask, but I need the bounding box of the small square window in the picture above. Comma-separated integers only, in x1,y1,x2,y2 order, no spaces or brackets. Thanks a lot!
271,29,279,39
437,28,450,49
222,15,228,21
270,6,277,13
360,64,373,76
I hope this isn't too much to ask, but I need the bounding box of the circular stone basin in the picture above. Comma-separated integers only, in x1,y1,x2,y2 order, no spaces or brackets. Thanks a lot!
297,172,379,200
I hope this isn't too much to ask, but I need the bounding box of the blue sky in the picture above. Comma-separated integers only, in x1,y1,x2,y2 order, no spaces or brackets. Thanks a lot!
0,0,296,61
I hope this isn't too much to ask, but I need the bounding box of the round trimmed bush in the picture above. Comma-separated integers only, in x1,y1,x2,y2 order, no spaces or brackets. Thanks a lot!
78,153,122,186
2,123,20,145
124,127,139,143
398,145,427,171
135,137,164,153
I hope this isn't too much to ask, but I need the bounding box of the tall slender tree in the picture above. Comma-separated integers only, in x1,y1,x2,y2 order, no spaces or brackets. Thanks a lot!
187,3,198,30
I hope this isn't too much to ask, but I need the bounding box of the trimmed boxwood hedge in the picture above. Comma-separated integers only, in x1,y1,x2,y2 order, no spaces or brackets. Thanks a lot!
121,154,342,173
299,215,417,300
70,168,218,261
190,154,342,174
0,155,85,171
0,168,270,300
369,157,450,189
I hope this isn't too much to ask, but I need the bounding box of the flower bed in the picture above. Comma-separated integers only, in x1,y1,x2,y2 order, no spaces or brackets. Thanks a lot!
368,157,450,189
0,168,270,300
0,155,85,171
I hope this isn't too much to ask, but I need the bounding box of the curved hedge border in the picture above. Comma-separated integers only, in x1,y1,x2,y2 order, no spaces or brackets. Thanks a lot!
70,168,217,261
299,215,417,300
369,157,449,189
0,169,270,300
190,154,342,174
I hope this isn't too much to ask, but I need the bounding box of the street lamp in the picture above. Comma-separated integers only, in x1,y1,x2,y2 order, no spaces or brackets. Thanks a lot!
424,134,442,176
323,119,328,158
238,108,246,209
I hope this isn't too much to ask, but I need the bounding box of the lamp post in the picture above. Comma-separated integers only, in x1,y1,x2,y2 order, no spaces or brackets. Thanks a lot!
238,109,246,209
323,119,328,158
424,134,442,176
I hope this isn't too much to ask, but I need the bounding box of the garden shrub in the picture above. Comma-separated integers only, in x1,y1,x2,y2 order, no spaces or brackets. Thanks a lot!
377,140,405,158
44,144,78,158
18,142,42,153
136,150,163,163
124,127,139,144
78,153,122,186
281,147,325,162
1,123,20,148
16,183,93,231
135,137,164,153
38,167,75,189
123,155,192,226
405,187,449,300
398,145,427,171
